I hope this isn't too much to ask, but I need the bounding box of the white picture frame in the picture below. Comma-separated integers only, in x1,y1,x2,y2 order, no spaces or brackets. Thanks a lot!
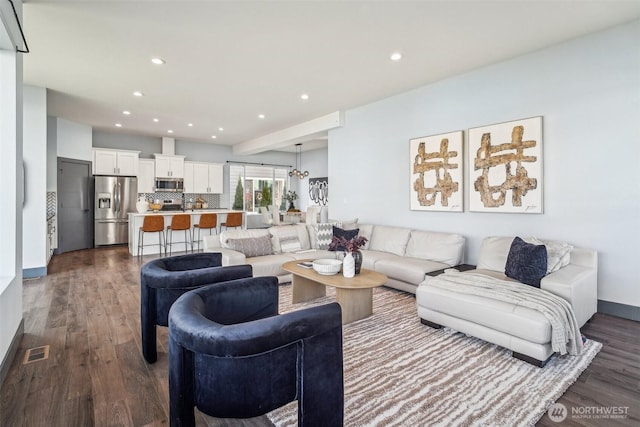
410,130,463,212
468,116,543,213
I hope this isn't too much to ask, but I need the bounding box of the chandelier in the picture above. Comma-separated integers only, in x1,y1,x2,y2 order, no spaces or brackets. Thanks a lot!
289,143,309,179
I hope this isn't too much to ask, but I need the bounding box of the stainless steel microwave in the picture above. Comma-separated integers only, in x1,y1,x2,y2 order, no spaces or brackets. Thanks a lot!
155,177,184,192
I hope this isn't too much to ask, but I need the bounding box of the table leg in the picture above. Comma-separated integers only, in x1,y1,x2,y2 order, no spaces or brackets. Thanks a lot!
335,288,373,324
292,275,326,303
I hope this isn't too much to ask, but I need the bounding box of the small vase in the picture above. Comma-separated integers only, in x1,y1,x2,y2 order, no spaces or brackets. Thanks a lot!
288,202,295,211
136,200,149,213
352,250,363,274
343,252,355,278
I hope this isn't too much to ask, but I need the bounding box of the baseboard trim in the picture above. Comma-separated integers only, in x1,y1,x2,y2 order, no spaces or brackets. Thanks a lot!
23,266,47,279
0,319,24,387
598,300,640,322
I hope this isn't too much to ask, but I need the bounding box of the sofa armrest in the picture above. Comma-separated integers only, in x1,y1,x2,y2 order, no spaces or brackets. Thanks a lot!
568,247,598,269
204,247,246,266
541,264,597,327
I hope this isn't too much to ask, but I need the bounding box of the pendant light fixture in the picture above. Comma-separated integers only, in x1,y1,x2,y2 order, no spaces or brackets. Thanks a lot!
289,143,309,179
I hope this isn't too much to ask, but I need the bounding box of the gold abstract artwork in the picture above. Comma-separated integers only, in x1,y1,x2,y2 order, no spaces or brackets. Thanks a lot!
469,117,543,213
410,131,463,212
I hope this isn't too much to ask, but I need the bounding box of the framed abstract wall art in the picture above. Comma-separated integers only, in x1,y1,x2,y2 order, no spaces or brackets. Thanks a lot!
308,177,328,206
410,130,463,212
468,116,543,213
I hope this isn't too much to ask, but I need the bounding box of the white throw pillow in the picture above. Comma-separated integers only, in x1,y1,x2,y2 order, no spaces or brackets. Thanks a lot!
526,237,573,274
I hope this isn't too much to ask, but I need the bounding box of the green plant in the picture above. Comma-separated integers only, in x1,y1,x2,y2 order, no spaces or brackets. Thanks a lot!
261,185,272,207
284,190,298,203
232,177,244,210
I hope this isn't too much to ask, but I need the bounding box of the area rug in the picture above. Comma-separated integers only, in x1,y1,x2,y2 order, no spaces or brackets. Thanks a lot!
267,284,602,427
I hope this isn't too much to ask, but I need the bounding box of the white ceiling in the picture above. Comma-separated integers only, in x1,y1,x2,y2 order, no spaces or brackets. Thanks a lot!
21,1,640,153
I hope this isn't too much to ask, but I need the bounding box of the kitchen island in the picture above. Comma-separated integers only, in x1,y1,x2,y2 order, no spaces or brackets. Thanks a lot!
128,209,244,256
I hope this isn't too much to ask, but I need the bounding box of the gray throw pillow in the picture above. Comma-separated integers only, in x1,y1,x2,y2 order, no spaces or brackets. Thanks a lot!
226,235,273,257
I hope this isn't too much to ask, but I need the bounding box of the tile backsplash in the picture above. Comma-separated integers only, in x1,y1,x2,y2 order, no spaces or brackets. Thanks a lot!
138,192,221,208
46,192,56,220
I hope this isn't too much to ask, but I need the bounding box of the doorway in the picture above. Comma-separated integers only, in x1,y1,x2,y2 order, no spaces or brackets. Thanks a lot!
57,158,93,253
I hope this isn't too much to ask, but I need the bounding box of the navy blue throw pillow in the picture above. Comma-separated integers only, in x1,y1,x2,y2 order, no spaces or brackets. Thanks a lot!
329,226,359,251
505,237,548,287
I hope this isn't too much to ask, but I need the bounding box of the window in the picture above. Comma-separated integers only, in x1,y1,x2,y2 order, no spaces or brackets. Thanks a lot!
229,165,289,213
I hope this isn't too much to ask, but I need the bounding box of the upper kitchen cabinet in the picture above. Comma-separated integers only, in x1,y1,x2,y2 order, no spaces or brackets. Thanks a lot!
138,159,155,193
183,162,195,193
154,154,185,178
93,148,140,176
191,162,224,194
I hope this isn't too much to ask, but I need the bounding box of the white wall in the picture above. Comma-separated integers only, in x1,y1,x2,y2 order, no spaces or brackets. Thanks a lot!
293,147,328,211
0,0,24,380
22,85,47,272
329,20,640,308
57,117,92,161
46,116,57,191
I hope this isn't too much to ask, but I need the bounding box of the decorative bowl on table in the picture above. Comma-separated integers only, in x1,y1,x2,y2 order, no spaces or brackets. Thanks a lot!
312,259,342,275
149,203,163,212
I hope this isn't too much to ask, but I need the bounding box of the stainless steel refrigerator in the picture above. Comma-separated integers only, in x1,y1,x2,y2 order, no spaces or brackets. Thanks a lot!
94,176,138,246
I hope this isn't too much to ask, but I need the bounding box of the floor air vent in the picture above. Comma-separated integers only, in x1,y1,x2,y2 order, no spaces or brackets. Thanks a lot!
23,345,50,364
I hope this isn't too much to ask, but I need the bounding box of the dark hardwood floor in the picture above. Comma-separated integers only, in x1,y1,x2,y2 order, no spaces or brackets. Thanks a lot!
0,246,638,426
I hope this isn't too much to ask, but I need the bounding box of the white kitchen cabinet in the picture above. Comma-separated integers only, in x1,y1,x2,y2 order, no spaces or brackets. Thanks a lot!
154,154,185,178
137,159,155,193
183,162,195,193
93,148,140,176
208,163,224,193
188,162,224,194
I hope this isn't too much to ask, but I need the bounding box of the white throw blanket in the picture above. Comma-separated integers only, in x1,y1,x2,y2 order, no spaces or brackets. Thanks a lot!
426,270,583,356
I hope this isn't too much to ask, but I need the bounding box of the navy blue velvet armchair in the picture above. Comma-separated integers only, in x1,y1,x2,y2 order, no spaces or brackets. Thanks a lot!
168,276,344,427
140,252,253,363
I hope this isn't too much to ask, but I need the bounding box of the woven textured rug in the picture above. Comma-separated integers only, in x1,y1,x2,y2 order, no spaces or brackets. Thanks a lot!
267,284,601,427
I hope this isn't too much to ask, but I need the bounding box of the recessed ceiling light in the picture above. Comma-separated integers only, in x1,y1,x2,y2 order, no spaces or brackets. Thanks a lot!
211,135,217,139
115,123,122,127
133,91,144,97
300,93,309,100
390,52,402,61
167,130,173,134
218,127,224,131
258,114,265,119
122,110,131,115
153,118,159,122
188,123,193,127
151,57,165,65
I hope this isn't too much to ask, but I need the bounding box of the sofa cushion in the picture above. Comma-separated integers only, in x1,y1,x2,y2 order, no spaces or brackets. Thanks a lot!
359,250,397,270
357,224,374,250
476,236,514,271
369,226,411,256
220,229,271,249
375,256,449,286
417,283,552,344
505,237,548,287
269,224,311,253
405,230,464,266
226,235,274,257
246,253,297,277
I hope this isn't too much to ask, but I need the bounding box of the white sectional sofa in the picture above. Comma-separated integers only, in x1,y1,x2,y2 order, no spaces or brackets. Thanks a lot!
416,236,598,366
203,223,465,292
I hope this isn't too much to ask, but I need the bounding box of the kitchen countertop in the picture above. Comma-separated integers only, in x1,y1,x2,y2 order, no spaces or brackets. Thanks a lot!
128,209,242,216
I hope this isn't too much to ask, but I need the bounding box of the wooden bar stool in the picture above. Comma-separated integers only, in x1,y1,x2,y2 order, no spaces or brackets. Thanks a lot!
221,212,243,230
192,213,217,252
138,215,165,257
166,214,192,255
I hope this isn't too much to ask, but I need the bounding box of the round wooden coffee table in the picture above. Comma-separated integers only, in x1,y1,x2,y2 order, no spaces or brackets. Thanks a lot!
282,260,388,324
